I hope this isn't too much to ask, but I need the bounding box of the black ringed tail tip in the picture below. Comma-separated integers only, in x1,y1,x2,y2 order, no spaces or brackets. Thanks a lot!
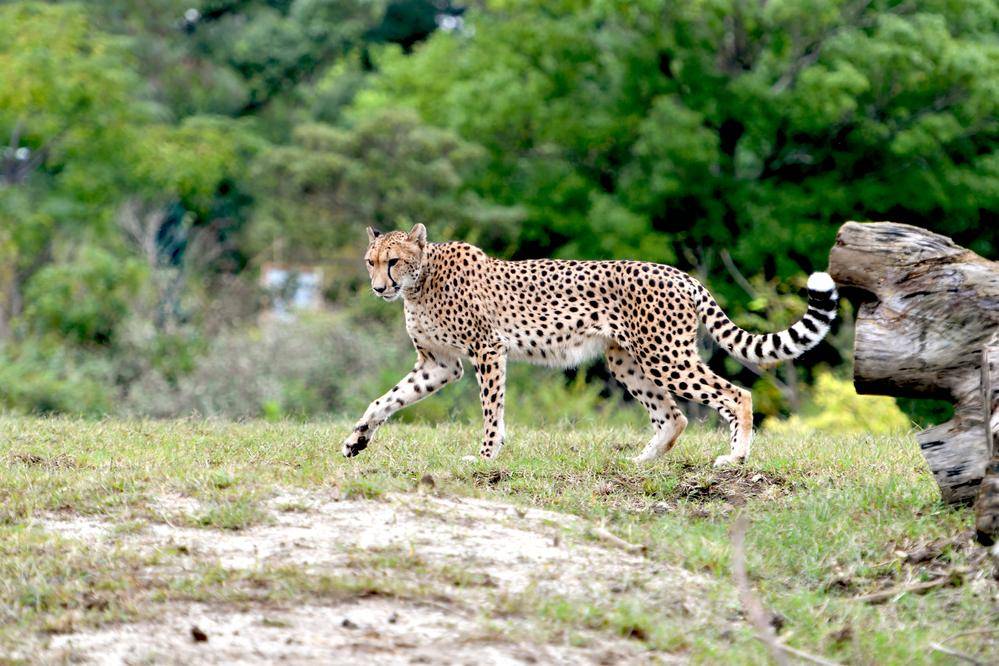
696,271,839,365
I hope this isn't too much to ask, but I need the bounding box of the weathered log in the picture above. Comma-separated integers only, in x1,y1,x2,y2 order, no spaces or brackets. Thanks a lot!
974,331,999,544
828,221,999,504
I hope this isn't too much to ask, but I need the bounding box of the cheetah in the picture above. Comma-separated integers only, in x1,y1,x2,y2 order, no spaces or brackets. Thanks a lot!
342,224,838,466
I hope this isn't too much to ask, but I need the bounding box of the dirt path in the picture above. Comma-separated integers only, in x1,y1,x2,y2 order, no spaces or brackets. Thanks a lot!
29,489,708,664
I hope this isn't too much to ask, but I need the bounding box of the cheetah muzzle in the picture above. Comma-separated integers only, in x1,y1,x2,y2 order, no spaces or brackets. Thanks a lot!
345,223,838,467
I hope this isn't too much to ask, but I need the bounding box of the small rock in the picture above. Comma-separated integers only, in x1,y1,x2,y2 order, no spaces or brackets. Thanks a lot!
419,474,435,489
387,612,399,624
191,625,208,642
341,618,358,629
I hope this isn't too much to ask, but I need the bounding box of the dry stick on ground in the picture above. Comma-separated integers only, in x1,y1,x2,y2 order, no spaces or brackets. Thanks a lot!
850,574,961,605
730,515,840,666
927,619,998,664
589,526,645,554
929,642,985,666
941,628,999,643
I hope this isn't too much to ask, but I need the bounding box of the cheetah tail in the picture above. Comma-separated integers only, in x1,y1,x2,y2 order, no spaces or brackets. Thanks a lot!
693,272,839,365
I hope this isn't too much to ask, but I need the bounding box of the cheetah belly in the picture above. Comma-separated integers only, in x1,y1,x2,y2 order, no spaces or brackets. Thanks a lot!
507,334,609,369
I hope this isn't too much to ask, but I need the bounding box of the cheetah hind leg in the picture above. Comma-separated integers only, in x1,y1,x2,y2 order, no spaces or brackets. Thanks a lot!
631,411,688,463
604,343,688,464
666,362,752,468
628,347,752,467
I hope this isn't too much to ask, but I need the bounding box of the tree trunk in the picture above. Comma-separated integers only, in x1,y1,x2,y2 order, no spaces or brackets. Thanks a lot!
828,221,999,505
975,331,999,544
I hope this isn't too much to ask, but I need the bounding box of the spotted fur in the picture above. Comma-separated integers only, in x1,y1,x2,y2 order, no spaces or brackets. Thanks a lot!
342,224,838,466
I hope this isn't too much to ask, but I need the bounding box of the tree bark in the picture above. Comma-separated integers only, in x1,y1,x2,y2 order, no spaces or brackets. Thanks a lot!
828,221,999,504
975,331,999,544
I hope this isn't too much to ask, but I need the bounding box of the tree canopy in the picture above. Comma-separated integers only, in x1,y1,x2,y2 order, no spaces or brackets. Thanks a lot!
0,0,995,416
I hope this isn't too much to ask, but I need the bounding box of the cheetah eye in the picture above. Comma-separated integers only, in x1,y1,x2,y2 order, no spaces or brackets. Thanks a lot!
366,259,374,267
387,258,399,268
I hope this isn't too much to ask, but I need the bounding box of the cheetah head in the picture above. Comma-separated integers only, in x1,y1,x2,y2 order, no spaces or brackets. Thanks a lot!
364,223,427,301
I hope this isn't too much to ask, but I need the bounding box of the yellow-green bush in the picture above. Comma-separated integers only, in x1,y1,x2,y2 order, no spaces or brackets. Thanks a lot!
764,371,911,435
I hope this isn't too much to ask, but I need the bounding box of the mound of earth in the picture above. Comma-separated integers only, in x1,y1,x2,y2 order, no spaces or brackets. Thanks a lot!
29,489,710,664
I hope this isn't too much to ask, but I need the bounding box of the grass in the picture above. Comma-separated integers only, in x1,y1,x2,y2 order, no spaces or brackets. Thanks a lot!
0,415,995,663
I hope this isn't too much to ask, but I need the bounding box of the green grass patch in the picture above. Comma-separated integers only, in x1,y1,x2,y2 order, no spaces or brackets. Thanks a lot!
0,416,995,663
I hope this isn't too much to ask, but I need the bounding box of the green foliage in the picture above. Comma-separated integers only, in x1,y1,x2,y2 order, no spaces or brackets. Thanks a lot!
23,247,145,346
356,0,998,275
183,0,381,112
119,311,406,418
0,2,145,202
894,397,956,429
129,116,258,212
764,370,911,435
0,0,995,421
0,2,148,321
247,107,522,266
0,343,111,414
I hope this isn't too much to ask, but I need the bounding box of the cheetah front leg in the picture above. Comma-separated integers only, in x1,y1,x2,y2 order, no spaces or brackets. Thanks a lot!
342,352,463,457
468,346,507,460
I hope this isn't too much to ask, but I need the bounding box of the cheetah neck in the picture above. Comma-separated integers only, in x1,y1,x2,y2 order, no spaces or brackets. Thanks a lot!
401,245,436,301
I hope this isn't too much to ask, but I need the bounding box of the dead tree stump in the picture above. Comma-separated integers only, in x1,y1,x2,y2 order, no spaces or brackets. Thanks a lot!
828,222,999,510
975,331,999,544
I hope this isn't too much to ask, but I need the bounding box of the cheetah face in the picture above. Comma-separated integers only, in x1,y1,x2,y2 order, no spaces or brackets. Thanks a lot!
364,223,427,301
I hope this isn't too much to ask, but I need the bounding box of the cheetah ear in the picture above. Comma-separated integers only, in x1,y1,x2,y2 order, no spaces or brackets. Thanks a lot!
366,227,381,243
407,223,427,247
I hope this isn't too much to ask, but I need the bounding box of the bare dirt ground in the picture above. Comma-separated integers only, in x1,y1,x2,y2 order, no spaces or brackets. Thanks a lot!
28,489,708,664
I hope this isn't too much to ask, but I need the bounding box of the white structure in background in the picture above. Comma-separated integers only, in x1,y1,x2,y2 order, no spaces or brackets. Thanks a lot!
260,263,324,322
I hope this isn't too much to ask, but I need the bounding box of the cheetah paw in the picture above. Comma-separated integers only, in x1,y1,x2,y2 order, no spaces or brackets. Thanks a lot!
712,454,744,468
341,432,369,458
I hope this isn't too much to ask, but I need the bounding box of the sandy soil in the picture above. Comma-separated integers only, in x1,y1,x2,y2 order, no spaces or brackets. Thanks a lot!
43,598,636,665
27,489,705,665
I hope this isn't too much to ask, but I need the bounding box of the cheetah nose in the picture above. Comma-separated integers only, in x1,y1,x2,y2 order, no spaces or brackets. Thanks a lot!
373,285,386,294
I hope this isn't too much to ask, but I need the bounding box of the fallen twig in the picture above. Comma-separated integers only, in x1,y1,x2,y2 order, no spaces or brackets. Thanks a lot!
731,514,840,666
779,644,843,666
851,574,959,604
941,627,999,643
589,526,645,554
731,514,790,666
929,642,984,665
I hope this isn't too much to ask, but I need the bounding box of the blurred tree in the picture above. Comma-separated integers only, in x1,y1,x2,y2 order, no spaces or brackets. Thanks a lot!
120,115,260,332
0,2,146,338
181,0,383,114
23,246,146,347
246,108,521,278
356,0,998,282
1,0,995,418
367,0,466,53
345,0,996,420
0,3,256,343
